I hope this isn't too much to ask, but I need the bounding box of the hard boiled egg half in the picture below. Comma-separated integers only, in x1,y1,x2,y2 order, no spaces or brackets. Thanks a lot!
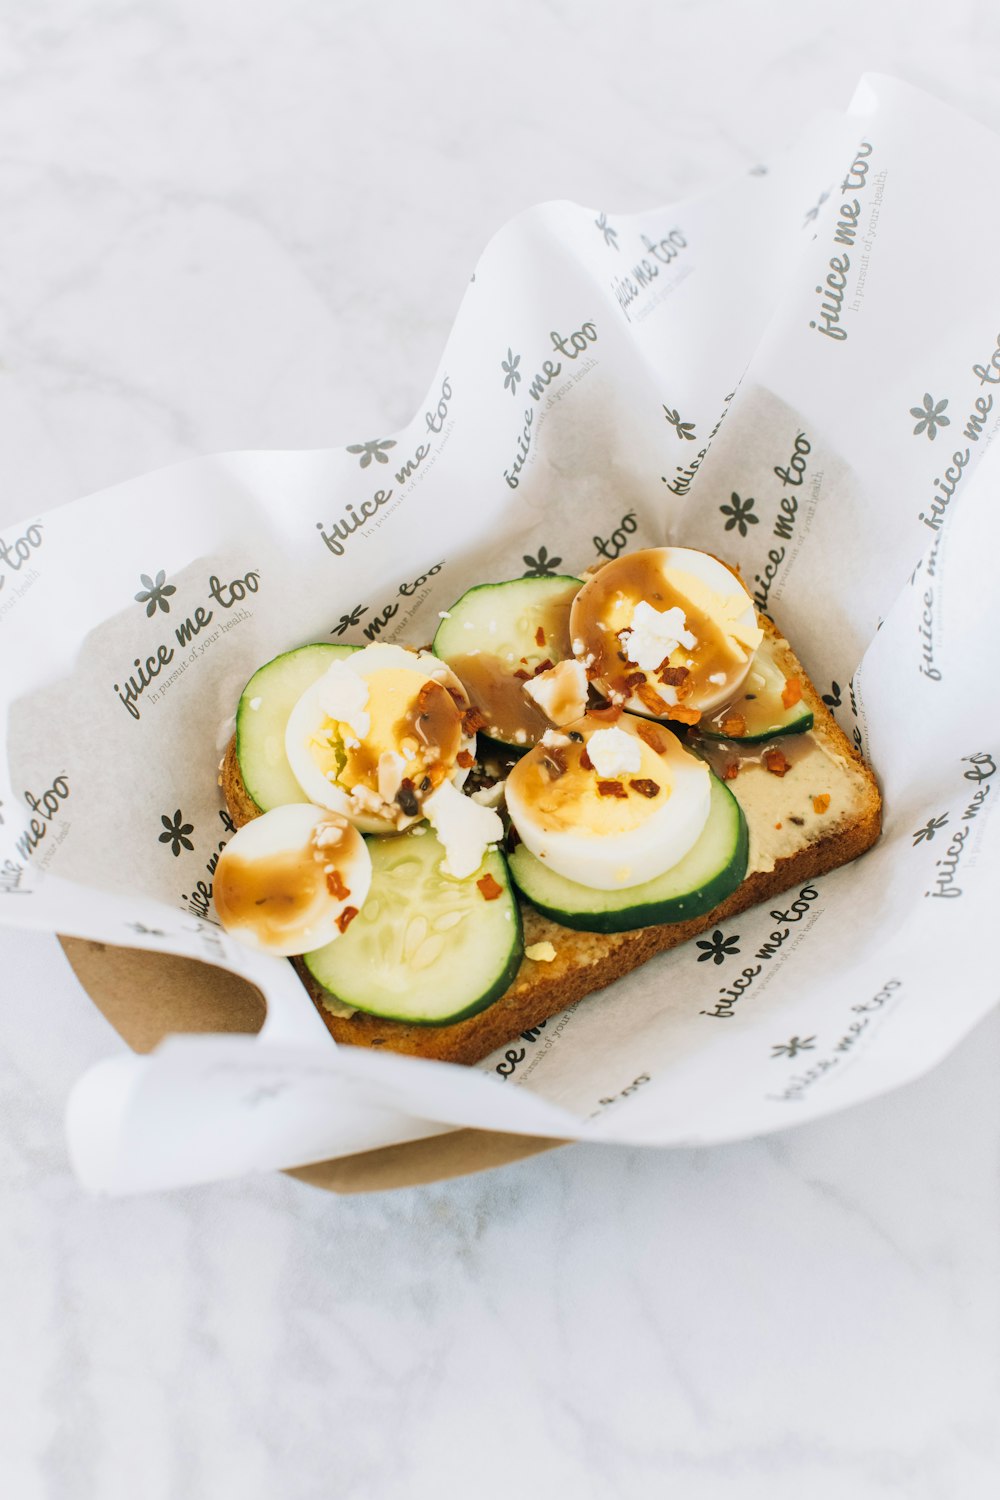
214,803,372,956
505,714,711,889
570,547,763,721
284,643,476,834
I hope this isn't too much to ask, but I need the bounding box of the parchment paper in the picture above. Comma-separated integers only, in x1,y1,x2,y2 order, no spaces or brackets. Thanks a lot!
3,75,999,1193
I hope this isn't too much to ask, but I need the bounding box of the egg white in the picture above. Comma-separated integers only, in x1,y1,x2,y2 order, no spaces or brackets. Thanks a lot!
284,644,475,833
214,803,372,956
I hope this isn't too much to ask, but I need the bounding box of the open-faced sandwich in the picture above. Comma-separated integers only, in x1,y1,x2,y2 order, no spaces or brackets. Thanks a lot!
214,547,881,1063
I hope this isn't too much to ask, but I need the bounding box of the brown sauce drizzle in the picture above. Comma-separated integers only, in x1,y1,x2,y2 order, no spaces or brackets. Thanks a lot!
447,655,553,743
442,582,579,747
215,845,327,943
395,679,462,777
693,730,819,781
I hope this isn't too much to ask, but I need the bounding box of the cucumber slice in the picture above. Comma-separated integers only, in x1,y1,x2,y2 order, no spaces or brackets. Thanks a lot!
433,574,582,750
508,772,747,933
304,828,523,1025
236,643,357,812
697,634,813,742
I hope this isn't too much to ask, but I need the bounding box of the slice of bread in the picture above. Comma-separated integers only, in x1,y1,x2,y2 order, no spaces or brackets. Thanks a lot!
220,614,881,1065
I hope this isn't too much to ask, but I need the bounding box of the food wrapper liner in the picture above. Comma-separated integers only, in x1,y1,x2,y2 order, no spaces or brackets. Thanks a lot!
2,76,999,1193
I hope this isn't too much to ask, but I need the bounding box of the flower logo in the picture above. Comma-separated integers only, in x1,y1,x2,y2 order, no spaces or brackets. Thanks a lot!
346,439,396,468
522,546,562,578
159,809,194,857
910,394,950,441
332,604,368,637
771,1035,816,1059
663,405,697,441
696,929,741,964
595,212,619,250
135,570,176,617
719,493,759,537
802,189,830,227
822,681,842,708
912,814,949,846
502,349,522,395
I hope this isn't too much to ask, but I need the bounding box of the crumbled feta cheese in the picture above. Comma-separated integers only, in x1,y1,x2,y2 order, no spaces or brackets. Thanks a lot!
587,726,642,777
438,610,451,619
350,784,386,817
470,780,506,809
621,601,697,670
377,750,407,802
540,729,571,748
514,729,527,744
424,780,503,878
525,941,557,963
312,822,346,849
248,696,262,711
523,659,588,725
708,672,726,685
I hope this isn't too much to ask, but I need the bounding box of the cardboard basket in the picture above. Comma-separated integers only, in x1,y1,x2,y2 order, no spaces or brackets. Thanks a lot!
58,937,566,1193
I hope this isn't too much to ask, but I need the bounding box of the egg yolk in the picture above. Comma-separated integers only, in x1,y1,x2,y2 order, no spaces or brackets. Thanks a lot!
507,719,687,836
311,668,462,795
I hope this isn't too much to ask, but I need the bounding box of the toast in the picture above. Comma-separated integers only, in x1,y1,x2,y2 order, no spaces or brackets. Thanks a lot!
220,612,881,1064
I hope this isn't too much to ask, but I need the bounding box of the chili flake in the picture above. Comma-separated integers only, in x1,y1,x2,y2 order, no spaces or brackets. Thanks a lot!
476,872,504,901
637,682,669,716
336,905,359,933
782,676,803,709
325,869,350,901
666,703,701,726
535,626,546,647
764,748,791,777
721,713,747,738
461,705,487,734
635,721,667,754
723,762,740,781
813,793,831,814
456,749,474,769
630,778,660,799
597,780,628,798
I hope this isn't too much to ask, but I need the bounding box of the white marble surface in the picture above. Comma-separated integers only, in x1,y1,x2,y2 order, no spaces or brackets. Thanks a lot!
1,2,999,1494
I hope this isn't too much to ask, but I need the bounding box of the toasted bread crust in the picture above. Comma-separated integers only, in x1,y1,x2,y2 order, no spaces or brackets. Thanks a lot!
221,734,263,827
224,615,881,1065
